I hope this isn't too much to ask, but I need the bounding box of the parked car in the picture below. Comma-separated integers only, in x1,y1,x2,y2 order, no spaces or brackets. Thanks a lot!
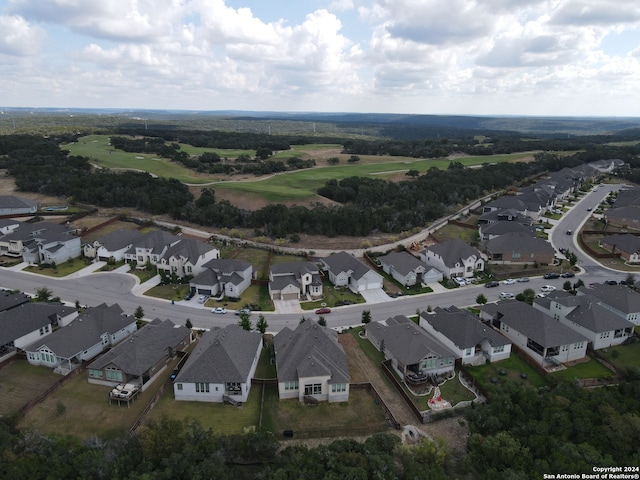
544,273,560,279
561,272,575,278
212,307,227,314
197,295,209,304
502,278,516,285
541,285,556,292
234,307,252,316
453,277,467,286
587,207,592,211
517,277,530,283
485,281,500,288
605,280,618,285
183,291,195,301
499,292,515,299
315,307,332,314
566,230,572,235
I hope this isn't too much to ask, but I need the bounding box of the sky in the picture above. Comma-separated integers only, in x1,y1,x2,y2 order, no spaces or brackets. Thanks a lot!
1,0,640,116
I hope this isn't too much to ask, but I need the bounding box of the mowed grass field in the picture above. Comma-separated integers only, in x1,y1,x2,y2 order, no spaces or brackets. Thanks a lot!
67,134,537,203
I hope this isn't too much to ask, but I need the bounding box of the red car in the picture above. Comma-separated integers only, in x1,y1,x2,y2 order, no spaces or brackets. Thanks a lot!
315,307,331,314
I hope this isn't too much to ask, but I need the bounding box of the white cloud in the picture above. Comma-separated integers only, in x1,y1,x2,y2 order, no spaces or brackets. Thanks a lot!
0,15,46,55
550,1,640,27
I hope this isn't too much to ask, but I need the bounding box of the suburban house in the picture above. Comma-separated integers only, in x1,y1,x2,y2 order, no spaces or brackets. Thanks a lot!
88,319,193,391
156,238,220,278
479,221,536,242
0,195,39,216
83,230,144,262
320,252,383,293
365,316,456,382
482,195,547,221
274,319,350,403
0,218,20,236
378,251,435,287
0,303,77,359
84,229,220,278
190,258,254,299
577,283,640,326
484,232,555,265
419,239,484,279
174,324,262,403
23,303,137,375
477,208,533,227
480,300,588,368
0,220,81,264
605,205,640,231
610,186,640,208
589,159,626,174
268,261,323,301
599,234,640,263
420,306,511,365
534,291,634,350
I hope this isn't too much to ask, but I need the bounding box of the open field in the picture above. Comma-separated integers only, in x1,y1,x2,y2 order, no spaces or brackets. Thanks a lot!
67,134,537,205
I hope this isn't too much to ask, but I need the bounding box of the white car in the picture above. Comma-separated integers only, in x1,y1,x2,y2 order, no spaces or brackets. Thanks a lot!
197,295,209,304
499,292,515,299
517,277,530,283
454,277,467,286
502,279,516,285
540,285,556,292
212,307,227,314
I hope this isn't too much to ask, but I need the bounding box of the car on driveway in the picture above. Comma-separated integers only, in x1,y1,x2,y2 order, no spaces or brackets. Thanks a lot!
183,291,195,301
485,281,500,288
502,278,516,285
499,292,515,299
315,307,332,314
544,273,560,279
197,295,209,304
541,285,556,292
212,307,227,314
517,277,530,283
453,277,467,286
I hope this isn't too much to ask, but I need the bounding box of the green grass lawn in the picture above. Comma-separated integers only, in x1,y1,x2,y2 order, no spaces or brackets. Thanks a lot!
405,373,476,412
302,280,365,310
597,341,640,373
23,258,89,277
549,356,614,382
432,223,479,244
465,354,550,391
348,327,385,364
231,248,271,280
144,283,191,301
254,336,276,379
0,361,62,415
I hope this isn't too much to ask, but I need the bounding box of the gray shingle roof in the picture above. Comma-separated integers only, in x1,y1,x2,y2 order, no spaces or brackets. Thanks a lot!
0,303,76,345
378,251,428,276
321,251,376,281
485,300,587,347
161,238,216,264
553,294,634,333
0,195,39,209
365,316,454,365
481,221,536,237
88,319,191,376
270,261,318,277
92,230,143,251
424,306,509,350
0,291,31,313
175,324,262,383
24,303,135,358
606,205,640,223
599,234,640,254
275,319,349,384
421,239,481,268
485,232,555,254
132,230,181,253
203,258,252,274
578,284,640,315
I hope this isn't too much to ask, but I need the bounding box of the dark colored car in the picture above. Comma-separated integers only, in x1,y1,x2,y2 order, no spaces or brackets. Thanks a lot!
183,291,195,301
315,307,332,314
544,273,560,279
561,272,575,278
485,281,500,288
605,280,618,286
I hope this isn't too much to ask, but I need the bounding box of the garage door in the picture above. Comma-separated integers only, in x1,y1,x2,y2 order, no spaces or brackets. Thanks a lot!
282,292,299,300
197,288,212,295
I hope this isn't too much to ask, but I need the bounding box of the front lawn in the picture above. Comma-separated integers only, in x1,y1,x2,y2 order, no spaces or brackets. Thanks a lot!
23,258,89,277
144,283,191,301
302,280,365,310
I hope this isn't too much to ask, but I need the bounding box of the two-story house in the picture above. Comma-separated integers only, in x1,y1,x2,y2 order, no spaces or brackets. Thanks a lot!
419,239,484,279
269,261,323,301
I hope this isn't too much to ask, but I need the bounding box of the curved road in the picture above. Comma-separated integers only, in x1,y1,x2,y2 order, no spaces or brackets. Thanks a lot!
0,184,632,332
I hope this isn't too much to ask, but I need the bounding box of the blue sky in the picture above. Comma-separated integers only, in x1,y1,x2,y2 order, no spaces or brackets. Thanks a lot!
1,0,640,116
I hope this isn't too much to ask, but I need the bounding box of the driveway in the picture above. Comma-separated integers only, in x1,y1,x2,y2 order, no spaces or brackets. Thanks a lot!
360,288,391,304
273,299,304,314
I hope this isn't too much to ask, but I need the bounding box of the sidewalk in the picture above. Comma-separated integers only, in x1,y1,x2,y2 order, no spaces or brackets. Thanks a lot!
131,275,161,295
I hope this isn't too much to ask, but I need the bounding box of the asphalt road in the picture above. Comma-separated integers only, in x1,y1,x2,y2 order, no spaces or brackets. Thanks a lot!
0,184,632,332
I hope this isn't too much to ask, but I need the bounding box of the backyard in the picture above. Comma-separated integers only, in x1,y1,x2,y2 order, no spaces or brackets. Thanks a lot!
0,360,62,415
465,354,551,392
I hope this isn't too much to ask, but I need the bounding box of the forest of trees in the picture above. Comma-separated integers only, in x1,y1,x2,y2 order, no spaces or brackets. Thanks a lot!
0,132,639,238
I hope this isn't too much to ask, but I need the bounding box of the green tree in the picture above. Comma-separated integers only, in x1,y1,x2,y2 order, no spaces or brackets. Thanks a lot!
256,314,268,334
185,318,193,329
35,287,53,302
318,316,327,326
361,309,372,324
406,169,420,177
625,273,635,287
521,288,536,304
134,305,145,321
238,312,252,331
476,293,487,305
347,155,360,163
563,280,572,291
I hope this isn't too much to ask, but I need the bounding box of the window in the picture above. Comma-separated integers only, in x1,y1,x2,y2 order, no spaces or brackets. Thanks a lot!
284,381,299,391
39,326,48,336
176,384,183,391
88,369,103,378
331,384,346,393
465,347,473,356
304,384,322,395
196,383,210,393
105,367,123,382
512,252,521,259
493,345,504,353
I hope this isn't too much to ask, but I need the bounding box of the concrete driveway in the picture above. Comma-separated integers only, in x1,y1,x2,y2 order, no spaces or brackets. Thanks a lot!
360,288,391,304
273,299,304,314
